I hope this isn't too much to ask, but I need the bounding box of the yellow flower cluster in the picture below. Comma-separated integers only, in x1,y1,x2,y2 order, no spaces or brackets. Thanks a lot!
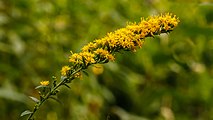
69,52,96,66
61,13,179,77
81,13,179,53
94,48,115,61
73,72,82,79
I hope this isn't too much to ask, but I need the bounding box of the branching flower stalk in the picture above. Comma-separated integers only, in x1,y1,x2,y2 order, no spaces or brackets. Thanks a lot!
20,13,179,120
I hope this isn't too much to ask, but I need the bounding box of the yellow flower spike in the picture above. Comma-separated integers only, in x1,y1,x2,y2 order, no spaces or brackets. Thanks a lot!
24,13,179,120
40,81,49,86
68,13,179,67
61,65,71,76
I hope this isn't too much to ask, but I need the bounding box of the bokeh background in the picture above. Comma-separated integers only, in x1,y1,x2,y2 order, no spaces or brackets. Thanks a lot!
0,0,213,120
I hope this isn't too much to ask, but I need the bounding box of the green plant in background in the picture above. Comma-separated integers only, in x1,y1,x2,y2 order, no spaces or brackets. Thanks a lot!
20,13,179,120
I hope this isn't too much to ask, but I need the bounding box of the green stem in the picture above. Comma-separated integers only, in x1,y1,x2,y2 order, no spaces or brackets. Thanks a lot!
27,67,83,120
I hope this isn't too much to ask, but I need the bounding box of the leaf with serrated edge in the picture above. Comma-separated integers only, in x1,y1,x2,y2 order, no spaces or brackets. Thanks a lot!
20,110,33,117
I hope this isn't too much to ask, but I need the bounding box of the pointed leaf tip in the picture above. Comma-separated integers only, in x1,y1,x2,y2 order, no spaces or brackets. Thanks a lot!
20,110,33,117
35,85,49,89
29,96,39,103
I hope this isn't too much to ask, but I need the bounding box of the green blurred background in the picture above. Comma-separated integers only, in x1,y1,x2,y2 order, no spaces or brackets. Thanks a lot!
0,0,213,120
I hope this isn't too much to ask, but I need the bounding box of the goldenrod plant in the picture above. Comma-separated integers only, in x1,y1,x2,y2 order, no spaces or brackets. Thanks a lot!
20,13,179,120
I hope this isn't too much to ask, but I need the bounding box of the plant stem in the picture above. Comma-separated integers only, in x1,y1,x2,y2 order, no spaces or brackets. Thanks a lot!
27,67,82,120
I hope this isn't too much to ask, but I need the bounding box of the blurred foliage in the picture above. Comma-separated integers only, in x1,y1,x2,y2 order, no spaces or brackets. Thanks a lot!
0,0,213,120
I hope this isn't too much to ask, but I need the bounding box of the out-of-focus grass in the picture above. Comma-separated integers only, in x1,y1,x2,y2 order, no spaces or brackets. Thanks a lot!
0,0,213,120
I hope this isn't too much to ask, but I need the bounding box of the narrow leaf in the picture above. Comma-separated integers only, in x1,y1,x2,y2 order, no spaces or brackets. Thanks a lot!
35,85,48,89
61,76,67,81
29,96,39,103
82,56,87,68
63,83,71,89
20,110,33,117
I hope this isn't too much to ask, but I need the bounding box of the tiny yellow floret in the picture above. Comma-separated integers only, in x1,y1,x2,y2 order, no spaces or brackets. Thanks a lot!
61,65,71,76
40,81,49,86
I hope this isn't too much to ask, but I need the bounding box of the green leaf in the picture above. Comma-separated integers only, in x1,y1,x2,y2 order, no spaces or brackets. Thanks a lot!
29,96,39,103
63,83,71,89
100,58,109,63
20,110,33,117
82,56,87,68
35,85,49,89
60,76,67,81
